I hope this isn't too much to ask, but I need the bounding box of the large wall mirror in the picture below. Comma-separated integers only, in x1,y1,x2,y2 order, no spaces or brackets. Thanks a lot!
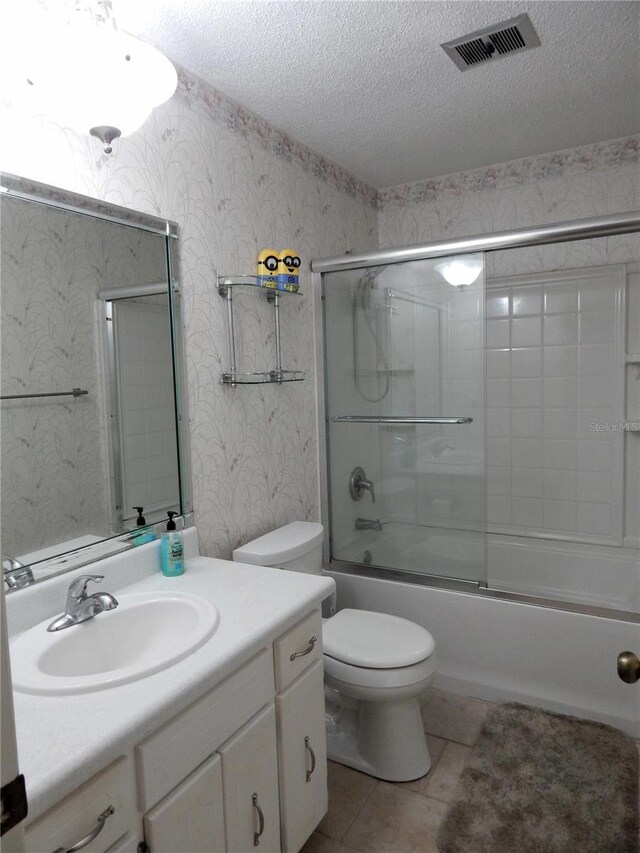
1,174,191,591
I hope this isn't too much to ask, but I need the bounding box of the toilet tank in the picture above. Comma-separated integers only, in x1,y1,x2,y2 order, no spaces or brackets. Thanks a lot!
232,521,324,574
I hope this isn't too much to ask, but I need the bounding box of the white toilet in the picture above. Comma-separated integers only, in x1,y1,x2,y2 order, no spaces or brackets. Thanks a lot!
233,521,436,782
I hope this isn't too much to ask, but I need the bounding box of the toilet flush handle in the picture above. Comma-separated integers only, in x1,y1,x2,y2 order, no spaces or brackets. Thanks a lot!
290,636,317,661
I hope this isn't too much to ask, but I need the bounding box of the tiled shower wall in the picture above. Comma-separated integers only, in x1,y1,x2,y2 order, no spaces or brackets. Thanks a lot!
323,270,383,558
485,266,626,546
379,141,640,561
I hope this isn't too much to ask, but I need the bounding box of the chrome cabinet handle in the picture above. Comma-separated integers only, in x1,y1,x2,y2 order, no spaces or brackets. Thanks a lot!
252,793,265,846
305,736,316,782
52,805,114,853
290,635,317,661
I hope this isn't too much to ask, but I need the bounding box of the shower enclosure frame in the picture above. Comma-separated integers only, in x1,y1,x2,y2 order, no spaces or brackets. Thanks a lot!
312,210,640,624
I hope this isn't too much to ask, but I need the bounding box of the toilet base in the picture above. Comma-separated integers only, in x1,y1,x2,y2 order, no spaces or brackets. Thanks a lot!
325,690,431,782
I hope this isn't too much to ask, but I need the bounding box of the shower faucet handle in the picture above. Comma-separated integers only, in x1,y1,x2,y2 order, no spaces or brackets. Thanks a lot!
349,467,375,503
361,477,375,503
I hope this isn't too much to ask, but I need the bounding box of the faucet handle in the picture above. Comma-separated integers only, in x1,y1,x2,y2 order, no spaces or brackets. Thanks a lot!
68,575,104,598
349,467,376,503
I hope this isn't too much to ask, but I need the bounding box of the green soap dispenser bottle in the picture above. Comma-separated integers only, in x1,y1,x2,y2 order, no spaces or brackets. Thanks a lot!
161,511,184,577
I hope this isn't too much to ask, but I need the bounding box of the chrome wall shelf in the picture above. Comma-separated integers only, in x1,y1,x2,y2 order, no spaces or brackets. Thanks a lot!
217,274,301,295
220,370,305,386
216,274,305,388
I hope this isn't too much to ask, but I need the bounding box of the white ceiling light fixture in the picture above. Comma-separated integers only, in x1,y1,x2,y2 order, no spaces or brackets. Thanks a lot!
5,0,177,153
434,256,483,288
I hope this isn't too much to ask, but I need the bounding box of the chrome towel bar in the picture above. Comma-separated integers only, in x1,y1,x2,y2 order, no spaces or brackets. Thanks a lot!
330,415,473,424
1,388,88,401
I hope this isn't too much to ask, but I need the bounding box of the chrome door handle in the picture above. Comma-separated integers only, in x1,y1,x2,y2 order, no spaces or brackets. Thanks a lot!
290,636,317,661
52,805,114,853
305,736,316,782
252,793,265,846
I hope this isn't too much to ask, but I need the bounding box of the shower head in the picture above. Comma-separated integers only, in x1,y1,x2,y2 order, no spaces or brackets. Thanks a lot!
352,265,391,403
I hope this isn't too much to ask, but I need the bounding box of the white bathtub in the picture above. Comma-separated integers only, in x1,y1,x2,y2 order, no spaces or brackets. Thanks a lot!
339,525,485,583
328,568,640,738
487,534,640,612
339,523,639,611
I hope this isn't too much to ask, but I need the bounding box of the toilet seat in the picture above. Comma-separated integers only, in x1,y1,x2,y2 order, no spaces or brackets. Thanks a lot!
323,650,436,690
323,609,435,669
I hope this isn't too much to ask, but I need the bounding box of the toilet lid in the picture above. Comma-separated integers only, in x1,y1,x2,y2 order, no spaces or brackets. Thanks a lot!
232,521,323,565
323,609,435,669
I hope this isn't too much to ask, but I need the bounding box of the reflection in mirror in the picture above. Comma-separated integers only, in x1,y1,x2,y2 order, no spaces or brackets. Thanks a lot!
101,291,180,532
0,178,188,590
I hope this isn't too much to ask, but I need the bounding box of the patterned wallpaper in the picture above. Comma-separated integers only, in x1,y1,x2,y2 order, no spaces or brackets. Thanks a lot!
0,197,169,556
378,136,639,208
1,64,378,561
2,29,637,564
378,135,640,269
1,197,110,556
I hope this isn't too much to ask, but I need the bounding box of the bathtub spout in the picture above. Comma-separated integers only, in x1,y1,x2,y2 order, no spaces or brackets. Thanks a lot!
355,518,383,532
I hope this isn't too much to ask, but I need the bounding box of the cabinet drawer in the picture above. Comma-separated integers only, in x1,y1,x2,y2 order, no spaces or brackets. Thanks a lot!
274,610,322,691
136,647,274,811
25,757,134,853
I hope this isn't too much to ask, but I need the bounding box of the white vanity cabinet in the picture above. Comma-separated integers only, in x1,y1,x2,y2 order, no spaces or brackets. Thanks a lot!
140,702,281,853
22,607,328,853
143,755,226,852
276,661,327,853
273,612,327,853
218,705,281,852
24,757,136,853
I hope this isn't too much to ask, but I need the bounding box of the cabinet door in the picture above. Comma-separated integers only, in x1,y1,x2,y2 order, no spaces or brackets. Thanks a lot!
143,754,225,853
218,705,280,853
276,661,328,853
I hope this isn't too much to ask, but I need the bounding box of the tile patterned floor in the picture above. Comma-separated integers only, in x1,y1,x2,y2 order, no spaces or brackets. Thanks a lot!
301,688,493,853
303,689,640,852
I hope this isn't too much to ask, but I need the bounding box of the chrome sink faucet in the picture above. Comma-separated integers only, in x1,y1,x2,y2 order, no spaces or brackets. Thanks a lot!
47,575,119,632
3,556,34,591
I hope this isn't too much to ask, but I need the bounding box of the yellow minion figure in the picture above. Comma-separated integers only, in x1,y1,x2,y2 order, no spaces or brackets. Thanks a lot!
277,249,301,292
257,249,279,288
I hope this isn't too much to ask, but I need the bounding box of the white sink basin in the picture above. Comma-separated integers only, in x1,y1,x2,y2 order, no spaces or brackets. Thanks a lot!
10,592,219,695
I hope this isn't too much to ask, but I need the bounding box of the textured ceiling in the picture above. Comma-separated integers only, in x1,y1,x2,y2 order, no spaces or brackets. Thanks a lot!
117,1,640,188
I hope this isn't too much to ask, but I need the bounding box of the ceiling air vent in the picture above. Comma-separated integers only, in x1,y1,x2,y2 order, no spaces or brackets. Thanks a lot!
441,13,540,72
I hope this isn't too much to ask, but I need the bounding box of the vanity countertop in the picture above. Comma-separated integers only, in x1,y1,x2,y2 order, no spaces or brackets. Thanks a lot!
9,531,335,821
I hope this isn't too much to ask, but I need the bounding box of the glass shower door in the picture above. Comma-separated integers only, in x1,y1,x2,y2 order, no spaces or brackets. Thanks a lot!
323,254,486,585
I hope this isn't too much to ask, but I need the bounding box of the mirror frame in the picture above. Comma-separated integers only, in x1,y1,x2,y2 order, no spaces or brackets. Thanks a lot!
1,172,193,590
